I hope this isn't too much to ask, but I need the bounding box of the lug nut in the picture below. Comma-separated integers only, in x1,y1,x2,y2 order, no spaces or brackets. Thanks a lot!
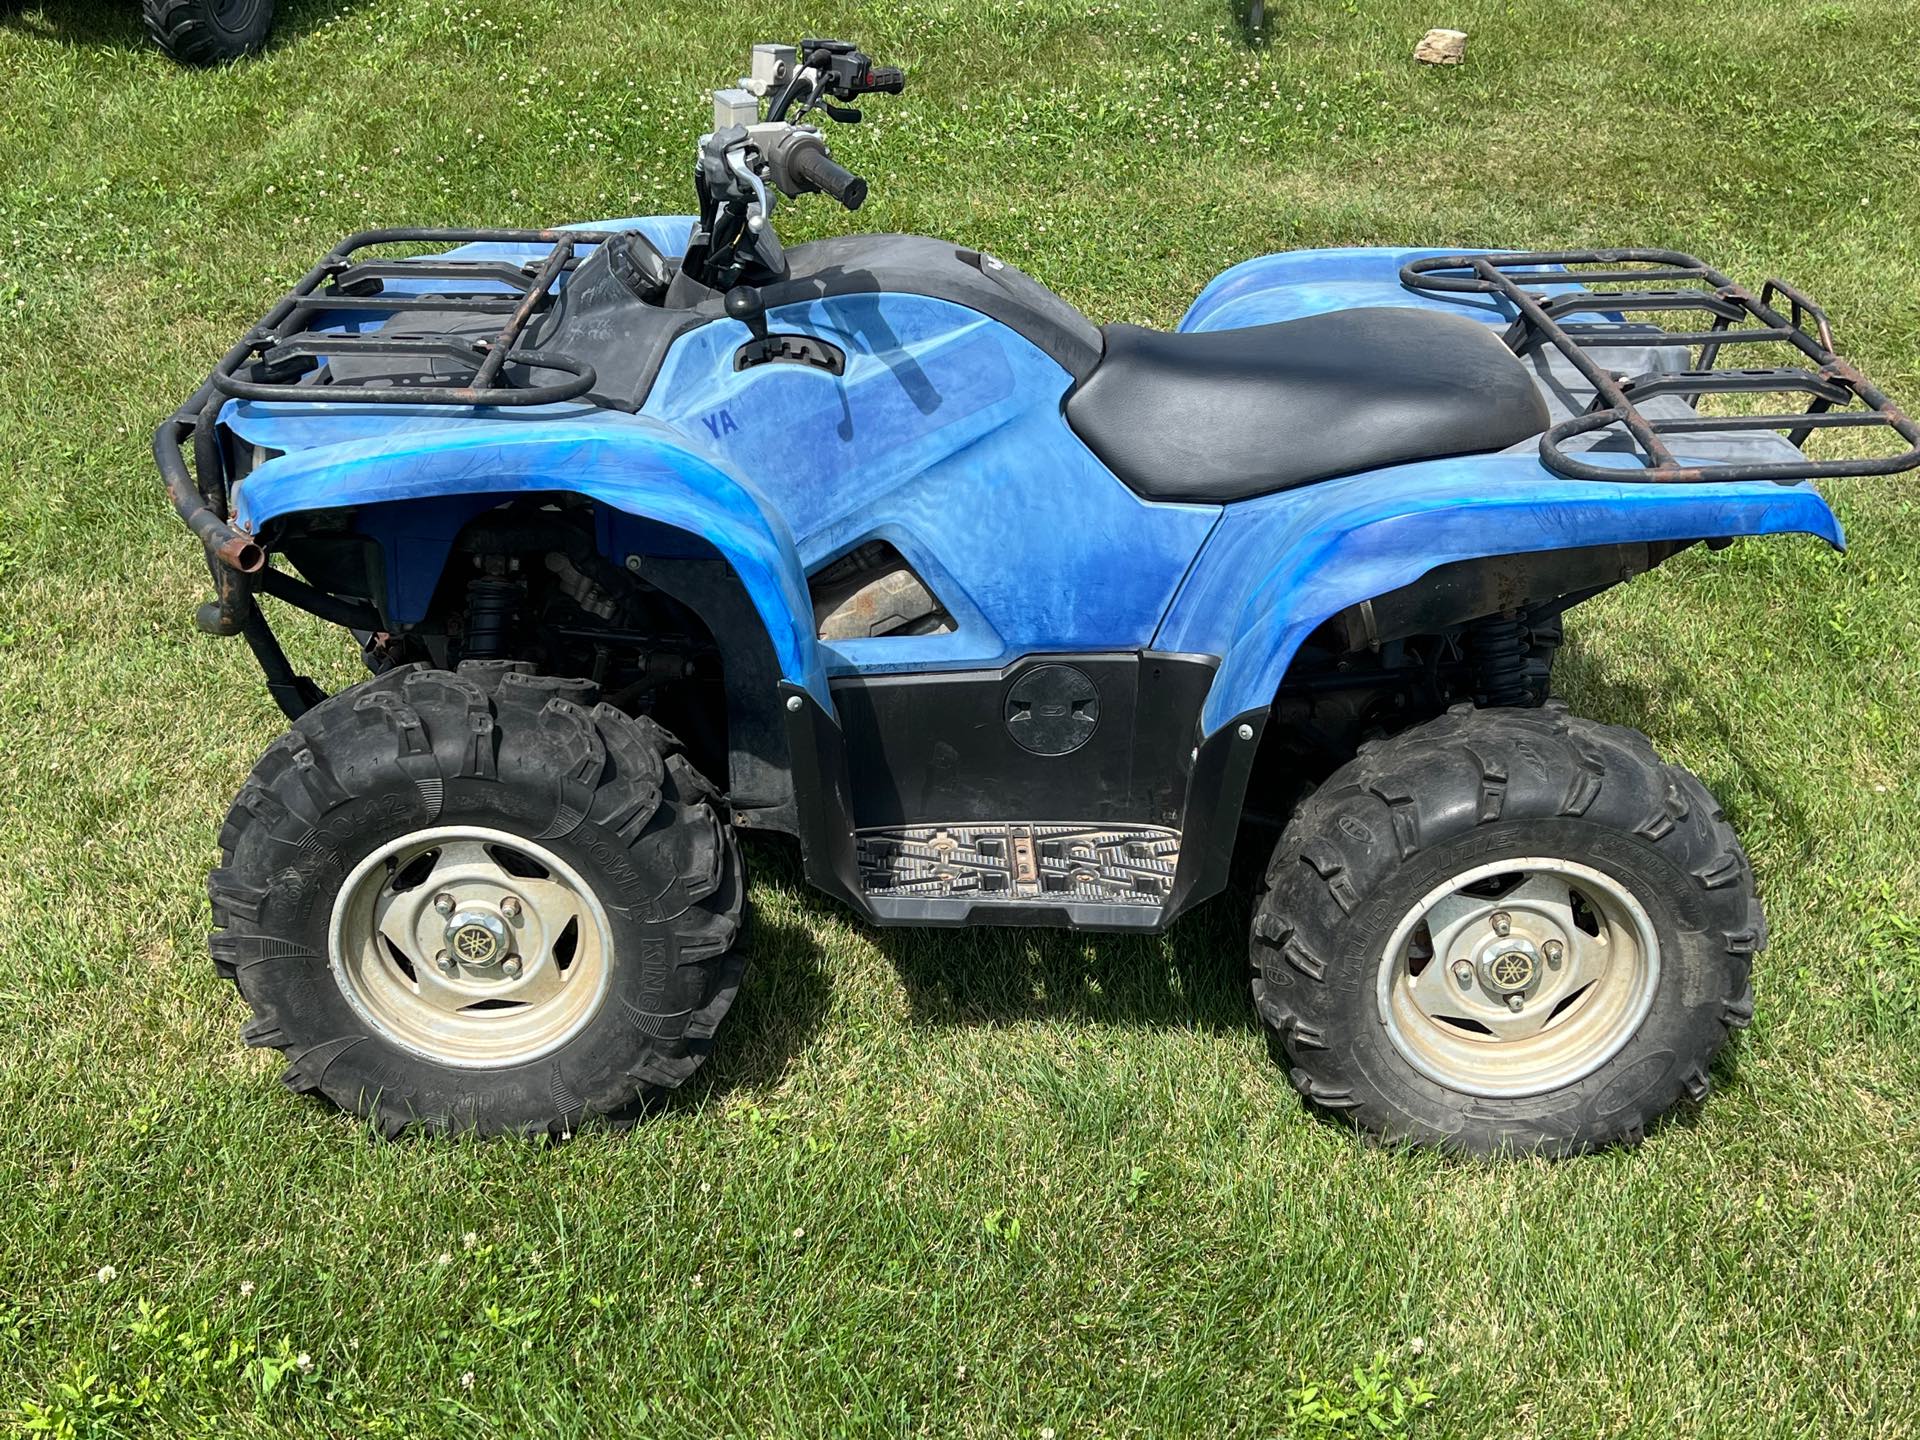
501,896,522,920
1451,959,1474,989
434,893,456,916
1506,993,1525,1014
436,951,457,975
501,956,523,978
1544,939,1564,967
1490,911,1511,937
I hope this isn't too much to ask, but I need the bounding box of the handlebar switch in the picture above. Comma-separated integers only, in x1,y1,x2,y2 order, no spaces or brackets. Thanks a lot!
798,38,906,102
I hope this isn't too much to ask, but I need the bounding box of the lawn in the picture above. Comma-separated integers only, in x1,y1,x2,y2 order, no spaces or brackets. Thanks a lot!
2,0,1918,1435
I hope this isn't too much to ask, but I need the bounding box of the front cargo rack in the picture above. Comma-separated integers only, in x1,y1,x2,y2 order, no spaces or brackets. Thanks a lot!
207,225,620,408
154,227,619,689
1400,249,1920,484
157,226,619,561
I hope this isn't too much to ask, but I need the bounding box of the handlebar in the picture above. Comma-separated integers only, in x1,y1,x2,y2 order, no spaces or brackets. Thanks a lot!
688,40,891,285
769,40,904,122
789,146,868,211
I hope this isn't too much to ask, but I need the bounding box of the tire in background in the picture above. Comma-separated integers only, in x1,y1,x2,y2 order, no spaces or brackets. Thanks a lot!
143,0,274,65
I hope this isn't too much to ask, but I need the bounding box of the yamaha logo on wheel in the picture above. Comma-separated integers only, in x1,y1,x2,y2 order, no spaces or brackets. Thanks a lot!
1490,950,1537,990
452,924,501,965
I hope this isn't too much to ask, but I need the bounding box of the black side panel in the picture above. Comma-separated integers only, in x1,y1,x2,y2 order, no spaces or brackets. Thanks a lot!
1161,710,1267,924
627,555,797,832
525,233,1104,411
828,652,1214,830
762,236,1104,381
781,681,868,914
782,662,1263,933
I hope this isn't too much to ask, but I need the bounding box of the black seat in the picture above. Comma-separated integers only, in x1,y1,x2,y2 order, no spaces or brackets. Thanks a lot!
1065,306,1550,503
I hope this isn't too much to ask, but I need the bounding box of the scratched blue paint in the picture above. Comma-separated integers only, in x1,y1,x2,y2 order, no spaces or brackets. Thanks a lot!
1181,246,1600,332
1167,245,1841,730
230,283,1219,693
222,225,1843,733
638,291,1218,675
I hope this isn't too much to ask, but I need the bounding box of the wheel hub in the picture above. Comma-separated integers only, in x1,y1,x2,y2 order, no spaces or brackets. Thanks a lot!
1375,856,1662,1098
329,827,614,1069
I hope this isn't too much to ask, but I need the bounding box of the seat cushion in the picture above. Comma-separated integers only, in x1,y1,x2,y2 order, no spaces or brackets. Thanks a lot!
1065,306,1550,503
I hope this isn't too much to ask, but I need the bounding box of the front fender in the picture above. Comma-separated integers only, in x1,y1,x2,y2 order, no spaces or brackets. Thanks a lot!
1154,452,1845,736
226,404,827,704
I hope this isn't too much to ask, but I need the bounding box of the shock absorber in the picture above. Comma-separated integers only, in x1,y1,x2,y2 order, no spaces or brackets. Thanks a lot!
1466,613,1530,706
464,577,522,660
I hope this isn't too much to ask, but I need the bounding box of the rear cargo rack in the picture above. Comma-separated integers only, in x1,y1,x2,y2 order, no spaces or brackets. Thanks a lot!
1400,249,1920,484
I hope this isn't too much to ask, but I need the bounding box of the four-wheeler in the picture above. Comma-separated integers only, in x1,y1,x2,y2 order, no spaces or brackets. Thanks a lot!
156,38,1920,1152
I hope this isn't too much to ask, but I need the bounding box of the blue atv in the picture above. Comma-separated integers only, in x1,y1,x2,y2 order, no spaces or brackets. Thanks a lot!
158,39,1919,1152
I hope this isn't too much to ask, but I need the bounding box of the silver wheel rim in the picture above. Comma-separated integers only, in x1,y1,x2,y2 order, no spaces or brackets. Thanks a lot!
329,826,614,1069
1375,856,1661,1098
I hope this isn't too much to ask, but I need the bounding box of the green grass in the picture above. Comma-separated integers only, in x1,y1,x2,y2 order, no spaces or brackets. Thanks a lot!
2,0,1919,1434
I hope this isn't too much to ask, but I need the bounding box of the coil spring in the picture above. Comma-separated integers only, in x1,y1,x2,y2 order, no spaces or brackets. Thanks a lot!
1467,614,1531,706
464,577,522,660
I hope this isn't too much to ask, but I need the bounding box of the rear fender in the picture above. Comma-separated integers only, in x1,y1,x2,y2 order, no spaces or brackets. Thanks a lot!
1155,452,1845,736
1182,246,1510,331
225,406,827,705
1179,245,1588,332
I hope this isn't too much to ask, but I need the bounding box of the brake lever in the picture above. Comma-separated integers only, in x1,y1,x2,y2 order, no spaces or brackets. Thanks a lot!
822,101,861,124
725,148,773,230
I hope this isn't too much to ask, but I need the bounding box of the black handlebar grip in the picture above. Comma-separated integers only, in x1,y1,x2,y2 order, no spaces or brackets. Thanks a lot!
863,65,906,94
792,147,868,211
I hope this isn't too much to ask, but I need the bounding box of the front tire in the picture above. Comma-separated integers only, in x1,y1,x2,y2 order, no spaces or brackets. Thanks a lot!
1252,703,1761,1156
209,662,747,1138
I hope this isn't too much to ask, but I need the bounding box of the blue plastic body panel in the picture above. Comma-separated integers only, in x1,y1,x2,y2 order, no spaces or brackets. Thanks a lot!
636,293,1217,675
1180,246,1594,332
1184,246,1510,331
1156,455,1842,733
230,411,830,702
222,228,1843,736
1167,245,1844,731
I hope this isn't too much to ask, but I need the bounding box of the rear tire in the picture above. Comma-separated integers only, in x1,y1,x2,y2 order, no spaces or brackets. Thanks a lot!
209,662,747,1138
143,0,274,65
1252,703,1761,1156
